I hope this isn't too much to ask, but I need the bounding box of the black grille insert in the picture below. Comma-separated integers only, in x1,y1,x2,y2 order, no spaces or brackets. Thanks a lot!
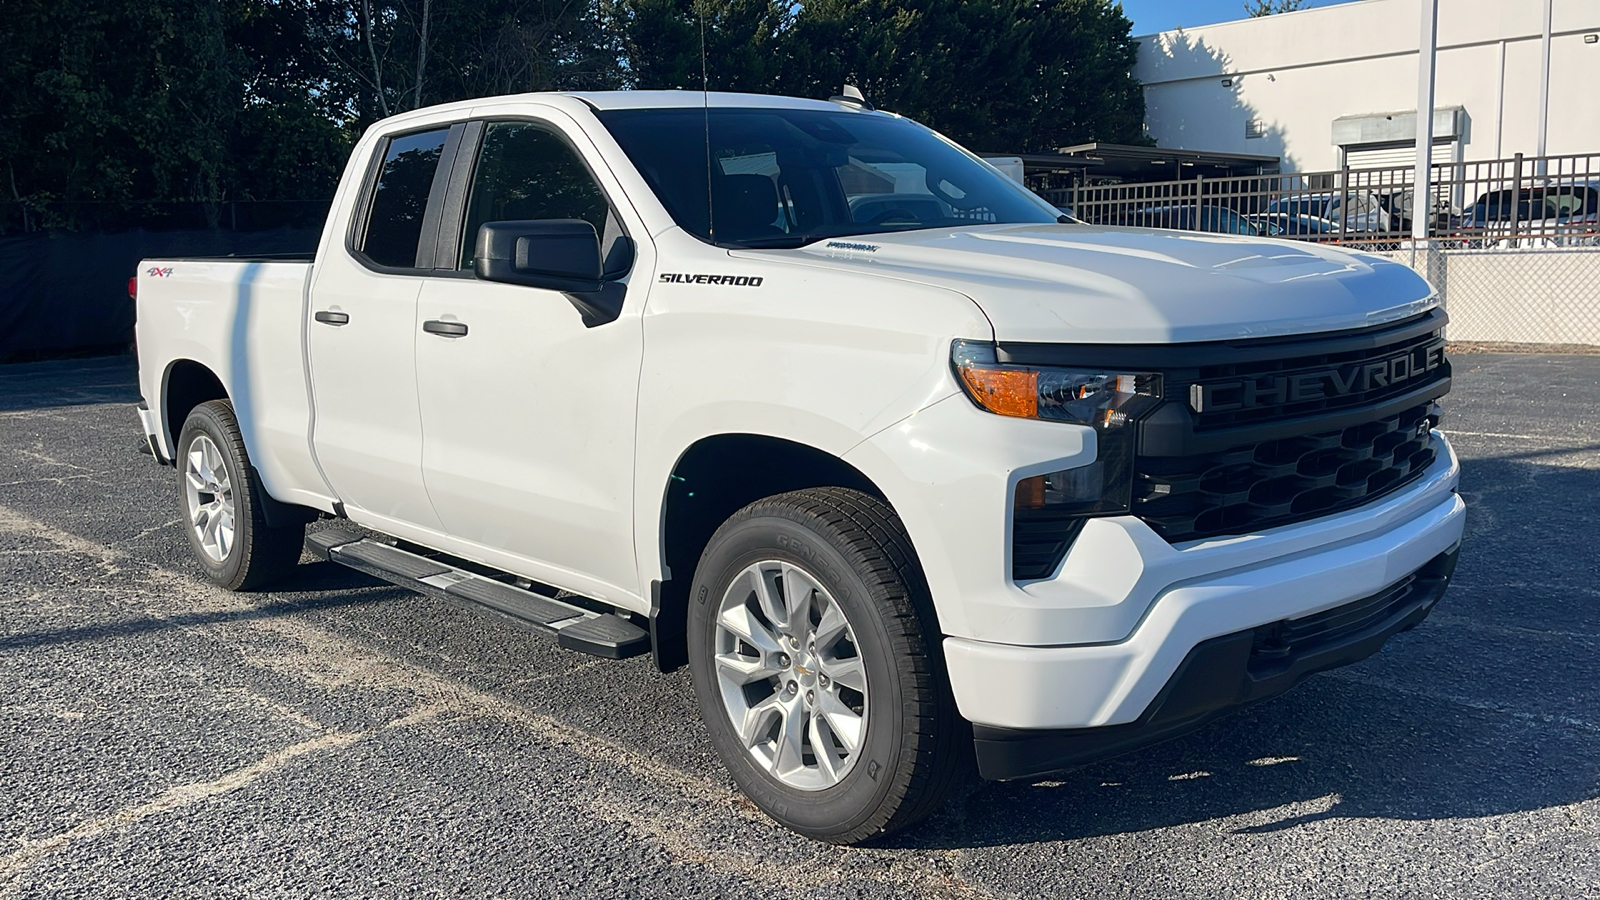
1185,331,1448,430
1012,512,1087,581
1247,550,1457,678
1134,403,1440,543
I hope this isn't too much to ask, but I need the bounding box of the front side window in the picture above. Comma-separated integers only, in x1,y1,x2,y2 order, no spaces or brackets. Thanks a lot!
596,107,1059,248
459,122,614,271
361,128,450,268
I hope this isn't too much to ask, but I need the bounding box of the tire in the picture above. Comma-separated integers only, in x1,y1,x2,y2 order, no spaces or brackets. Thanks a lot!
687,487,968,843
176,400,304,591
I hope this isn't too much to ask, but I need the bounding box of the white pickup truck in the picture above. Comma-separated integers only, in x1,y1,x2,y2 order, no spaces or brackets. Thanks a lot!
134,91,1464,843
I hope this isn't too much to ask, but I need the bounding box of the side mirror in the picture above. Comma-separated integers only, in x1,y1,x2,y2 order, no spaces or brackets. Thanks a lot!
475,219,603,292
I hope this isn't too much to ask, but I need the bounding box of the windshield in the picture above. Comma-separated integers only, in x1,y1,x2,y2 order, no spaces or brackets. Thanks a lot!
595,106,1059,248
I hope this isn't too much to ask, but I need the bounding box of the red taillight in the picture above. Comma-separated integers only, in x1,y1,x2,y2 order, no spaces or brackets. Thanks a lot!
128,276,137,300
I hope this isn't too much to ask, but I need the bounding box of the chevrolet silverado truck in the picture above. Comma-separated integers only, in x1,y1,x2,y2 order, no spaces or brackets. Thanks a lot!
133,91,1464,843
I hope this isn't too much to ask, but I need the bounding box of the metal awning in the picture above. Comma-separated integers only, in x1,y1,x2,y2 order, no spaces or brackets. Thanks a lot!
986,143,1281,186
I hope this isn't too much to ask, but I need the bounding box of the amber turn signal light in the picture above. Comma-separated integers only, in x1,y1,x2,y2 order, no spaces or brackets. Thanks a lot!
1014,475,1047,510
957,365,1038,418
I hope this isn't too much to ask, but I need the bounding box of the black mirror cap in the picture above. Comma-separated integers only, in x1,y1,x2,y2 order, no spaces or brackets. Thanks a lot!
475,219,603,292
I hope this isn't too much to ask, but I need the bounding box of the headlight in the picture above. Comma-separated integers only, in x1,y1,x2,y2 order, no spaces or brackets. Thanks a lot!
950,340,1160,428
951,339,1163,580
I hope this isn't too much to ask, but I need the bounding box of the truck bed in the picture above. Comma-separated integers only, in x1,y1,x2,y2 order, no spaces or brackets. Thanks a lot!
134,257,333,513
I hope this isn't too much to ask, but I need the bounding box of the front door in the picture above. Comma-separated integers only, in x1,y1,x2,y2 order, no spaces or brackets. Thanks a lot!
308,125,457,533
415,118,647,602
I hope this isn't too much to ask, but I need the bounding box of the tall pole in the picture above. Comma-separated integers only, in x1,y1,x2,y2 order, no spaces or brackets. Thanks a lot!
1536,0,1553,175
1413,0,1439,242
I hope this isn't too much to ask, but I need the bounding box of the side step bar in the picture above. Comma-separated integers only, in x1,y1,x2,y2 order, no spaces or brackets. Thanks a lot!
307,528,650,659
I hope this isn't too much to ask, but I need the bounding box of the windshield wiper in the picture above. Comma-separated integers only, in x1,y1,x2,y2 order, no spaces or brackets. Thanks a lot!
726,232,849,249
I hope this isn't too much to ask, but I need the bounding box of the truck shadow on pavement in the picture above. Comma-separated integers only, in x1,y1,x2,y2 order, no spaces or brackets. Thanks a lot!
905,675,1599,849
900,449,1600,849
0,561,392,652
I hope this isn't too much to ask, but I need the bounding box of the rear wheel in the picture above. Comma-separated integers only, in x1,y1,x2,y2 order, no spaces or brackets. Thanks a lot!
687,487,967,843
177,400,303,590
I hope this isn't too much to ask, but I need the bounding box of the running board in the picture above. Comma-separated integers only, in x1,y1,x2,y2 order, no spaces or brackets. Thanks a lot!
306,528,650,659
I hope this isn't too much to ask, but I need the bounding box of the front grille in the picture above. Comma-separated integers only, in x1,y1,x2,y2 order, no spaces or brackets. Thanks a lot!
1185,330,1447,430
1134,402,1440,543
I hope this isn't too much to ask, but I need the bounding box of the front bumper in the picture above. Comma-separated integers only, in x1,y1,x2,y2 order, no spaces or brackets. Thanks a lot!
971,548,1458,781
940,434,1463,732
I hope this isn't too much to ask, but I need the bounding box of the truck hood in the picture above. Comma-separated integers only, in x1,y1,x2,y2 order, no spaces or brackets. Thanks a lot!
765,224,1436,344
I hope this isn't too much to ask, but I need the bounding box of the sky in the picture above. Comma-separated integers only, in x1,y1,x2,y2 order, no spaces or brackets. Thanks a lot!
1120,0,1365,35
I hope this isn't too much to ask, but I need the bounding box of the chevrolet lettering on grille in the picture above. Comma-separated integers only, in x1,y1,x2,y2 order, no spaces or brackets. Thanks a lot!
1189,337,1447,414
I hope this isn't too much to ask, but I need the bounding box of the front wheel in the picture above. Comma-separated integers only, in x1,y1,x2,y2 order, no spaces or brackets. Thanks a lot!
687,488,967,843
177,400,303,590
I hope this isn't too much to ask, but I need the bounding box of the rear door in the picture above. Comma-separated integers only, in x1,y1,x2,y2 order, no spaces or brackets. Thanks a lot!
306,124,462,533
413,116,648,600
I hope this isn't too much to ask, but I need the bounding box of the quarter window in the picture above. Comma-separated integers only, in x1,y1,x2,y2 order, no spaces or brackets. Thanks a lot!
360,128,451,269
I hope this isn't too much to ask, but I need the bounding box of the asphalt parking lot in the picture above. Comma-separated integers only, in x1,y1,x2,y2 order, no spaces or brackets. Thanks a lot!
1,352,1597,899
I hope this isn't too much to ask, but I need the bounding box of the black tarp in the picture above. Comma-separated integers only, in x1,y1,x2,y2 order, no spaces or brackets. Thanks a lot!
0,227,321,361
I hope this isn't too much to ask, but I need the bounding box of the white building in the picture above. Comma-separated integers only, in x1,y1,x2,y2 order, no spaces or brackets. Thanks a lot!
1135,0,1600,173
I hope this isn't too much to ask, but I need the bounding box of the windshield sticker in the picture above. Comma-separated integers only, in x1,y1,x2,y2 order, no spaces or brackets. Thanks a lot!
659,274,764,287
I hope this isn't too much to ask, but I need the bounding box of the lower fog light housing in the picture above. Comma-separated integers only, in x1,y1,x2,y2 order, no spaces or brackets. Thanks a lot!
1007,407,1146,581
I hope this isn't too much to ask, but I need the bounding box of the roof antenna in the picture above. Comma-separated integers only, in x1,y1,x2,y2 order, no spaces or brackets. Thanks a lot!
700,10,714,242
829,84,874,110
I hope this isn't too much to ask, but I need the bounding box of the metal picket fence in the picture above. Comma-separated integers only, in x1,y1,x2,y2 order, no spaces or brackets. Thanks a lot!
1038,153,1600,346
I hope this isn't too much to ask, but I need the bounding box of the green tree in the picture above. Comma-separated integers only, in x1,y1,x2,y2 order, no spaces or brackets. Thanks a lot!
0,0,1152,232
1017,0,1149,151
610,0,789,92
1244,0,1307,16
0,0,242,230
773,0,1146,152
289,0,623,125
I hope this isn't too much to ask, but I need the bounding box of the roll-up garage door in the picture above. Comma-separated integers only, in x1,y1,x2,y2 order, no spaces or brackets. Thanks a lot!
1345,141,1455,171
1345,141,1458,218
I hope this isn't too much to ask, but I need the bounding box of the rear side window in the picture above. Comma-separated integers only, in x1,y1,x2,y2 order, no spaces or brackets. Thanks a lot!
458,122,612,270
361,128,450,268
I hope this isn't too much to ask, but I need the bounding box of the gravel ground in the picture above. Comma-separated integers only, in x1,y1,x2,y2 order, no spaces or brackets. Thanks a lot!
0,352,1596,899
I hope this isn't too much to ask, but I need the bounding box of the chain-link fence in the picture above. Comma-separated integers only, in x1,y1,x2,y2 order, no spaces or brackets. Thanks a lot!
1363,243,1600,346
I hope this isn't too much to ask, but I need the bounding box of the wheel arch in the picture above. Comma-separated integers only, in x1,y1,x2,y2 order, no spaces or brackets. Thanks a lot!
161,359,229,461
650,432,929,671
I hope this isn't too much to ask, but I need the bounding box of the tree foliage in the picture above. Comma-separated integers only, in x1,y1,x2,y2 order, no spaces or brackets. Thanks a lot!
1244,0,1307,16
0,0,1146,231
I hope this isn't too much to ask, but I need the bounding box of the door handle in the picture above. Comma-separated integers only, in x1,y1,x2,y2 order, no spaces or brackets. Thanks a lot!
313,310,350,326
422,319,468,337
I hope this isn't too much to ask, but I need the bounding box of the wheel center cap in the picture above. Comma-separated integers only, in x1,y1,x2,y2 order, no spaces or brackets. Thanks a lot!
791,648,818,686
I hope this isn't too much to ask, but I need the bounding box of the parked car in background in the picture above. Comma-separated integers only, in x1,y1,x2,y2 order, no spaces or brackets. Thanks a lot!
1458,181,1599,244
1251,212,1340,238
1268,191,1392,233
1114,204,1271,236
1377,187,1458,235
